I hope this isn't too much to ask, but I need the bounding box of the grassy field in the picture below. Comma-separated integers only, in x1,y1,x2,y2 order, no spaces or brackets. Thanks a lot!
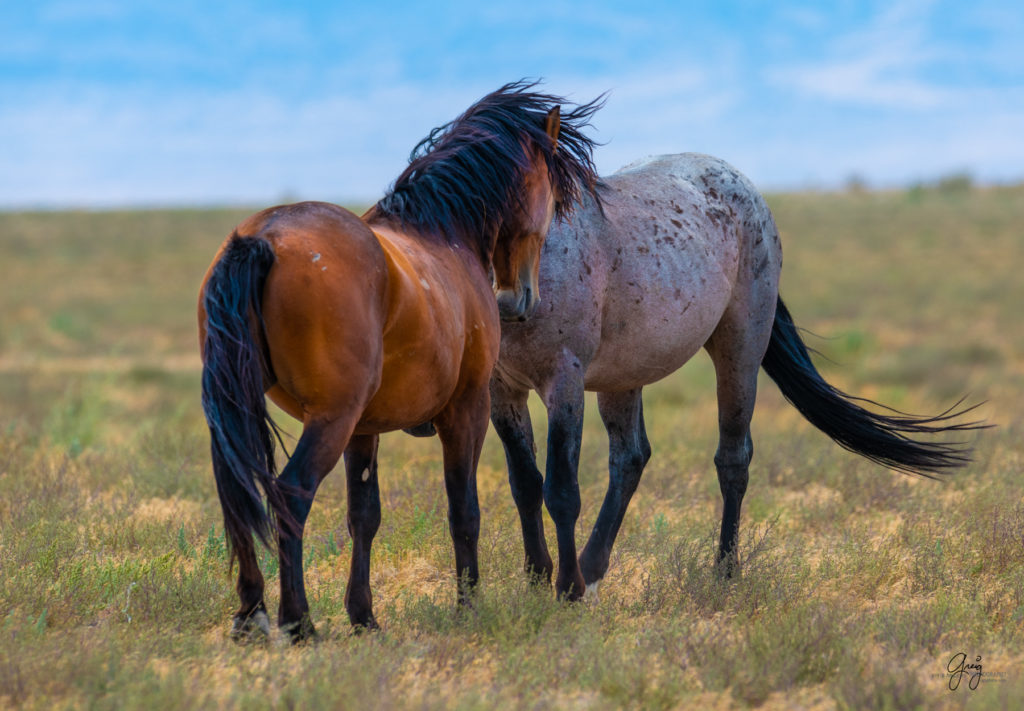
1,183,1023,709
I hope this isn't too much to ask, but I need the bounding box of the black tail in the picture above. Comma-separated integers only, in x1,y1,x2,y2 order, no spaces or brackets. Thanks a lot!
201,235,289,559
761,297,986,478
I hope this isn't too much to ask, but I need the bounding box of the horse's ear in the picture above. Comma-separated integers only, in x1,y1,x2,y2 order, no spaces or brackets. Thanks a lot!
544,106,561,150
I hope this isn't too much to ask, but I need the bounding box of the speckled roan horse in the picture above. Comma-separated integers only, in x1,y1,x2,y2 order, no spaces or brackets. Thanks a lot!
490,152,983,600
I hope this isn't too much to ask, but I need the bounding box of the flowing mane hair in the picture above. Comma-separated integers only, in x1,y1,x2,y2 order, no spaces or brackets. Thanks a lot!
372,80,603,255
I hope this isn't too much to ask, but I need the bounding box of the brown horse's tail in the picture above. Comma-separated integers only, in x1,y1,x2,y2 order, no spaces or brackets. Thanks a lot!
201,235,290,561
760,296,988,478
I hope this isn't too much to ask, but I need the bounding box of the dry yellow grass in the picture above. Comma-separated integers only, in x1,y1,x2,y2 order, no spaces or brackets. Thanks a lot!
1,185,1023,709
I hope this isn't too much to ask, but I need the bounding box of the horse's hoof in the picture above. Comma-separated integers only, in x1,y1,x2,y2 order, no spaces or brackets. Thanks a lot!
715,557,741,581
229,609,271,645
555,583,585,603
351,617,380,635
584,580,601,603
558,590,585,603
280,617,318,645
524,562,554,587
555,571,586,602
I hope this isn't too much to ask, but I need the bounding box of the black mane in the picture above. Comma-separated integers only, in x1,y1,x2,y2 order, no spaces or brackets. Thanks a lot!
373,80,602,255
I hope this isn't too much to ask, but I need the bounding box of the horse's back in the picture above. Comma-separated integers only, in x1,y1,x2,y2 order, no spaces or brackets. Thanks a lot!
608,151,782,315
611,153,778,247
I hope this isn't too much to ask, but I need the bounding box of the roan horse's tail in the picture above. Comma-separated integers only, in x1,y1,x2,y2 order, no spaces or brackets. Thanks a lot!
201,236,290,559
761,297,984,477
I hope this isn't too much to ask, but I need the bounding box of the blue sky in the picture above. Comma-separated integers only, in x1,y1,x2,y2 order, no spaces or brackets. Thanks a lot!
3,0,1022,207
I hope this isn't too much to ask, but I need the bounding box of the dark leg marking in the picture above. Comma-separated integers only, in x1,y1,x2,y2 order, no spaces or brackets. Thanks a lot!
579,388,651,587
715,428,752,578
276,419,350,643
706,315,767,579
490,376,553,582
343,433,382,630
435,389,489,607
230,529,268,642
542,369,586,600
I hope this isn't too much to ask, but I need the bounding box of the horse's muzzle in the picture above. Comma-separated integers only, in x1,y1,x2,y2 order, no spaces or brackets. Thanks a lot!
495,286,538,322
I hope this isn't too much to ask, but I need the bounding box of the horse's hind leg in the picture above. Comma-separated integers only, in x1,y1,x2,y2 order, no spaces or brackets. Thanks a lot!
343,434,382,630
705,310,773,578
579,388,651,592
229,536,271,642
490,374,553,582
276,417,353,642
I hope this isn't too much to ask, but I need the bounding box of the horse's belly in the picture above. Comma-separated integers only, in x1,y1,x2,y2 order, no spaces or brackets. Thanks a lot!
583,258,732,391
583,303,722,391
355,319,471,433
355,363,456,434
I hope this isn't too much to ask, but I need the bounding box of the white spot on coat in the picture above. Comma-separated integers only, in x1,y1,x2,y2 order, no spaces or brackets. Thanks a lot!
361,467,370,482
311,252,321,263
420,278,431,290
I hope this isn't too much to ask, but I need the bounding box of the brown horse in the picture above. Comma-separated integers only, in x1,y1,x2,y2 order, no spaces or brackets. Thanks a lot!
198,82,601,642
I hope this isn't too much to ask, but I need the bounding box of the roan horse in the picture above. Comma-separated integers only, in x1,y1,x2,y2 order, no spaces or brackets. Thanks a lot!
491,152,984,600
198,82,601,641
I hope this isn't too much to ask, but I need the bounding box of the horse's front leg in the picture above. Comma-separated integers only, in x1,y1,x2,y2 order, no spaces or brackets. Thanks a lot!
434,386,490,605
490,373,553,583
579,388,651,592
542,354,586,600
276,418,351,643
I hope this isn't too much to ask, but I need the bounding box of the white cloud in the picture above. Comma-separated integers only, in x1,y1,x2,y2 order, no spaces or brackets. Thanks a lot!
0,60,740,207
767,0,955,110
0,82,507,207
